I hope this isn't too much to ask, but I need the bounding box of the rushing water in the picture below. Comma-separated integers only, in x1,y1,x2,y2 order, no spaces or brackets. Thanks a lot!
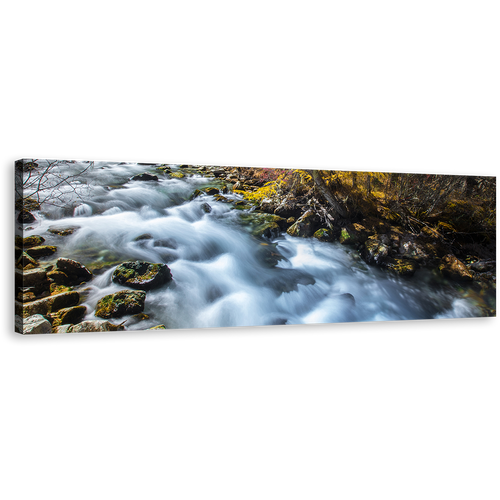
23,161,493,330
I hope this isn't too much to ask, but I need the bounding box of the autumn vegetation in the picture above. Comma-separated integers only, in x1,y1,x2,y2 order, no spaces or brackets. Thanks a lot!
234,168,496,254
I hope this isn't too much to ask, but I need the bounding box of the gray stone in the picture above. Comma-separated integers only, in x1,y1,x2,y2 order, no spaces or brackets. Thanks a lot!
20,314,53,334
67,319,125,333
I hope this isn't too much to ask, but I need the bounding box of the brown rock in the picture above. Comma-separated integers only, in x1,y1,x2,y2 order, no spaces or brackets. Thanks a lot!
439,254,473,282
17,291,80,318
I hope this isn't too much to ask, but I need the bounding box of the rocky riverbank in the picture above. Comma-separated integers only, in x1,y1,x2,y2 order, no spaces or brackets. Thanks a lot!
15,163,496,333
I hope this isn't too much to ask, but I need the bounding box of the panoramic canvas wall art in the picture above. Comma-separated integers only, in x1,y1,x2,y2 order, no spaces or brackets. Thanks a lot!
14,159,496,334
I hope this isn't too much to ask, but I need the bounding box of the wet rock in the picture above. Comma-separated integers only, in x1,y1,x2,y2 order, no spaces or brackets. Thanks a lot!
15,268,47,288
17,211,36,224
264,269,316,294
191,186,220,199
255,243,287,267
169,172,185,179
47,270,69,285
48,305,87,327
313,228,334,242
134,233,153,241
25,245,57,258
338,293,356,305
439,254,473,282
286,210,321,238
48,226,79,236
18,291,80,318
112,261,173,290
19,314,53,334
469,260,495,273
214,194,232,203
286,217,296,224
200,203,212,213
339,223,370,246
58,320,125,333
361,235,390,266
15,235,45,248
383,258,418,277
16,251,39,269
56,258,93,285
15,197,40,212
398,234,439,263
95,290,146,319
148,325,167,330
153,238,178,249
131,172,159,182
240,212,287,239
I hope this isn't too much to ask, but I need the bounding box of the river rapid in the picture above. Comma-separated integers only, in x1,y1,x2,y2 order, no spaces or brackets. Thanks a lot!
23,161,491,330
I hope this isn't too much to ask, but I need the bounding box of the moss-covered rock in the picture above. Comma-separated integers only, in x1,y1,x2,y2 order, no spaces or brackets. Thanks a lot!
16,235,45,248
240,212,287,239
112,261,173,290
25,245,57,258
134,233,153,241
95,290,146,319
361,235,390,266
313,228,333,242
48,226,79,236
383,258,418,277
339,223,370,246
15,197,40,212
286,210,320,238
169,172,185,179
200,203,212,213
213,194,231,203
17,210,36,224
16,251,39,269
48,305,87,327
148,325,167,330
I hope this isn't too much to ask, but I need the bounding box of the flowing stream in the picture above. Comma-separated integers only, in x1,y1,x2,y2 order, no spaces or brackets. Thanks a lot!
24,161,492,330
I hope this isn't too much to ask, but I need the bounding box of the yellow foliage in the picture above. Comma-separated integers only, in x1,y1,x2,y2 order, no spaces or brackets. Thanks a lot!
437,221,456,232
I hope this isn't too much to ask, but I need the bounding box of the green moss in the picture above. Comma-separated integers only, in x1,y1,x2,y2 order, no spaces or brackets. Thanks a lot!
313,228,332,242
170,172,185,179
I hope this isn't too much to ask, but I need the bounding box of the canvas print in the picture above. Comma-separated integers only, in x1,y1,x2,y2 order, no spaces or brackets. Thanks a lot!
15,159,496,334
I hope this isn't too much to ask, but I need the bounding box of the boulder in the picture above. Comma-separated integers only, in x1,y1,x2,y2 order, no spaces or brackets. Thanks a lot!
439,254,473,282
25,245,57,258
112,261,173,290
17,291,80,318
200,203,212,213
52,324,72,333
15,235,45,247
383,258,418,277
339,223,370,246
240,212,287,239
95,290,146,319
134,233,153,241
313,228,334,242
55,258,93,284
264,269,316,294
361,235,390,266
15,197,40,212
169,172,185,179
19,314,53,334
48,226,79,236
131,172,158,181
398,234,439,263
15,268,47,288
47,270,69,285
286,210,321,238
17,210,36,223
48,305,87,327
16,251,39,269
57,320,125,333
